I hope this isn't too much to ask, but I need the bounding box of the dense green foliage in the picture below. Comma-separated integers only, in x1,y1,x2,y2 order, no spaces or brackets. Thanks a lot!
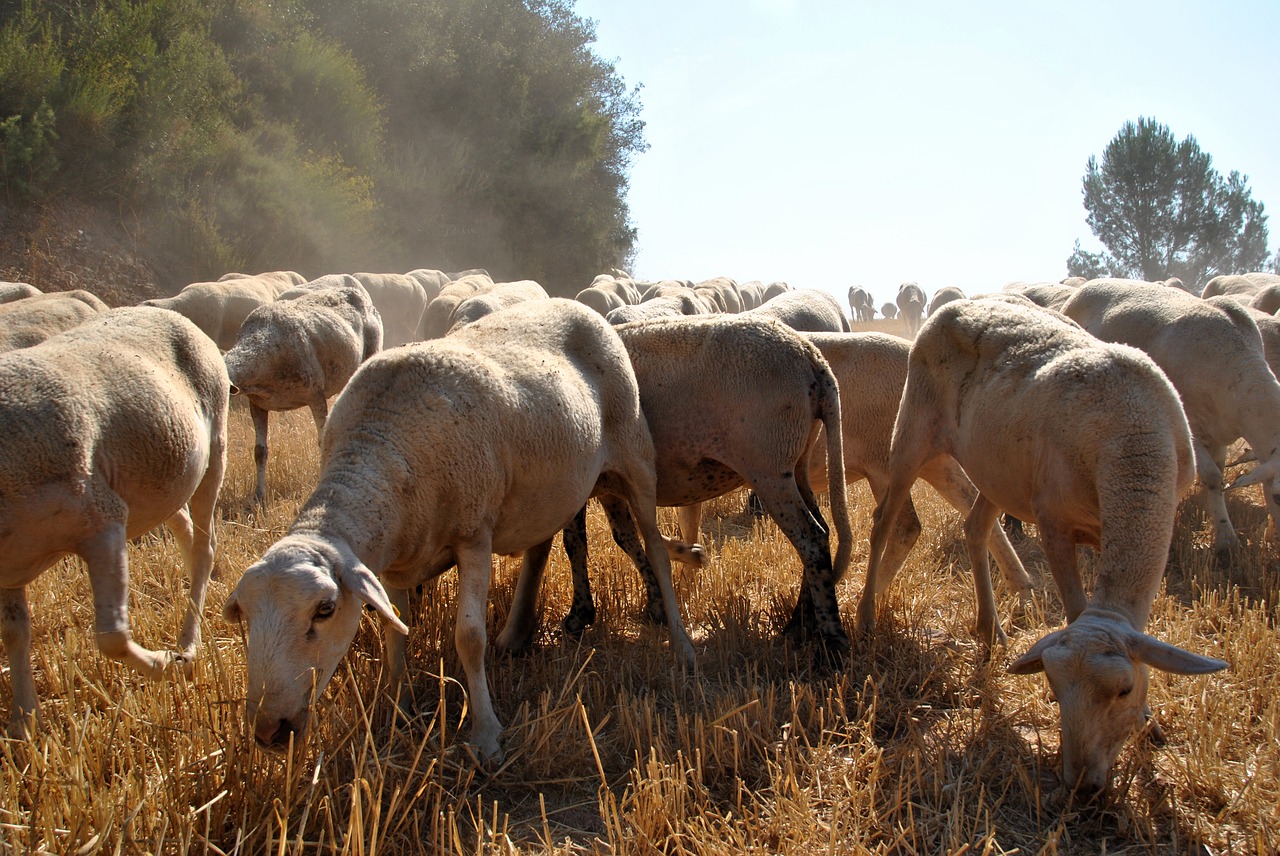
1068,117,1269,288
0,0,644,291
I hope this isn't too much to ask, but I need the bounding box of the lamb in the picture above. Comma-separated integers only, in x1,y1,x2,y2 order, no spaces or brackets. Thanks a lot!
847,286,875,322
926,286,965,316
143,270,306,350
221,299,693,761
445,279,549,333
747,287,851,332
858,297,1226,795
0,281,42,304
223,275,383,505
558,314,855,652
0,307,228,736
895,282,926,336
418,272,495,339
0,291,107,351
1061,280,1280,555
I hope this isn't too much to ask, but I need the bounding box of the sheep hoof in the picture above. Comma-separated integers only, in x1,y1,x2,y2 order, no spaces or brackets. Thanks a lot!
561,605,596,637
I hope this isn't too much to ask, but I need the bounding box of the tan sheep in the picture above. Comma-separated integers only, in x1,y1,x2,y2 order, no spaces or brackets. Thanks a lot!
0,281,42,304
895,282,926,336
143,270,306,350
221,299,692,761
0,291,107,351
445,279,549,334
223,275,383,505
858,297,1225,796
0,307,228,736
747,287,851,332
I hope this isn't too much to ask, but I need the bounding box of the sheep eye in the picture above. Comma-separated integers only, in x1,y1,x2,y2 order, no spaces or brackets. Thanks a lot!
314,601,337,621
1117,686,1132,699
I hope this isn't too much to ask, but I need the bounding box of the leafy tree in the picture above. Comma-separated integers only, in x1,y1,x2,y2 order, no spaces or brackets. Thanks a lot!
1070,117,1270,288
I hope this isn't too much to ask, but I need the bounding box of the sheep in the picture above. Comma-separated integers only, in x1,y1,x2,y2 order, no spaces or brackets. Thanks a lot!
143,271,306,350
857,297,1226,795
349,272,435,348
605,288,717,324
738,280,766,310
0,307,228,736
896,283,926,336
761,281,792,301
927,286,965,316
692,276,743,313
0,281,41,304
1061,280,1280,555
445,279,549,334
880,302,898,319
221,299,693,761
1003,282,1078,313
1248,282,1280,315
747,287,851,333
558,314,855,652
575,275,642,316
0,291,106,351
223,275,383,506
848,286,875,322
1200,273,1273,302
418,272,495,339
803,332,1032,605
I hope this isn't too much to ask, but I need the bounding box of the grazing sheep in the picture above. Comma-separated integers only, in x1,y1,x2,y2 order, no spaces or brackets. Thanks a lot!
223,275,383,505
1062,280,1280,554
418,273,495,339
0,281,42,304
848,286,875,322
445,280,549,334
0,307,228,736
927,286,965,316
747,288,851,332
0,291,106,351
349,272,434,348
221,299,692,761
880,302,897,319
858,297,1226,795
896,283,926,336
144,271,306,350
560,314,855,651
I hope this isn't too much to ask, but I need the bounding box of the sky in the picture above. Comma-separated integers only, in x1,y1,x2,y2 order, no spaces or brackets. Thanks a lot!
573,0,1280,310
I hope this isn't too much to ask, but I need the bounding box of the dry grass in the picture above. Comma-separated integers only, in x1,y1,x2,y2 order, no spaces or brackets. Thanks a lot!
2,400,1277,854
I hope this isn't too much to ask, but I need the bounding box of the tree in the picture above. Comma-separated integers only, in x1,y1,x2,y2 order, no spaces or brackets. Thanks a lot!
1070,117,1270,288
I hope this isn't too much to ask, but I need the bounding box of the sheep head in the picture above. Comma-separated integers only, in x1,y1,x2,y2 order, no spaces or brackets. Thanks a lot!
222,534,408,752
1009,612,1227,797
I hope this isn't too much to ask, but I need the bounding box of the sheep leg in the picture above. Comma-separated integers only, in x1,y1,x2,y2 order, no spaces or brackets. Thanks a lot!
169,446,223,661
921,457,1033,600
453,540,503,762
561,505,596,636
759,478,847,653
0,587,37,737
250,403,270,506
82,522,178,678
676,503,703,547
1195,441,1238,555
494,536,554,653
855,466,920,637
862,475,923,592
308,398,329,444
963,493,1007,647
599,495,667,625
1037,520,1087,622
1263,475,1280,544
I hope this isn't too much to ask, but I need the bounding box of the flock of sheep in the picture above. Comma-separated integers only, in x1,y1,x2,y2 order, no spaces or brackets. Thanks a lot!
3,265,1275,800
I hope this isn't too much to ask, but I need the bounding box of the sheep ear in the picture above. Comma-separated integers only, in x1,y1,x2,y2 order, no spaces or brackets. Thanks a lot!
1008,628,1065,675
222,590,242,623
335,555,409,635
1127,631,1228,675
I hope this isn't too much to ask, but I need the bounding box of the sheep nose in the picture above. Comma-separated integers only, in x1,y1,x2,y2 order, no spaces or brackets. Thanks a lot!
254,718,296,750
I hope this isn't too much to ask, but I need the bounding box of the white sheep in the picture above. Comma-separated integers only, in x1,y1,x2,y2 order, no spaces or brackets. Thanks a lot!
1061,280,1280,555
692,276,744,313
1002,282,1078,313
223,274,383,505
575,275,642,316
1200,273,1279,302
895,282,926,336
143,270,306,350
0,281,42,304
221,299,693,761
926,286,965,316
445,279,549,334
0,291,107,351
880,302,897,319
417,272,495,339
349,272,436,348
559,314,855,652
858,297,1226,795
747,288,851,332
605,288,718,324
0,307,228,736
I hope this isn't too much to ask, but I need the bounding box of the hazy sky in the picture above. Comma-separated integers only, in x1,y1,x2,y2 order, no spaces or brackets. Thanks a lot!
574,0,1280,308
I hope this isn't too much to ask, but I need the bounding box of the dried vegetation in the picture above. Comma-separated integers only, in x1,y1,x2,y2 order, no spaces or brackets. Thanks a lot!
1,400,1276,854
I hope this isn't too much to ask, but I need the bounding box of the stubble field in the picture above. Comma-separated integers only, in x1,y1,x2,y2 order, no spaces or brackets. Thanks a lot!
1,394,1276,854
